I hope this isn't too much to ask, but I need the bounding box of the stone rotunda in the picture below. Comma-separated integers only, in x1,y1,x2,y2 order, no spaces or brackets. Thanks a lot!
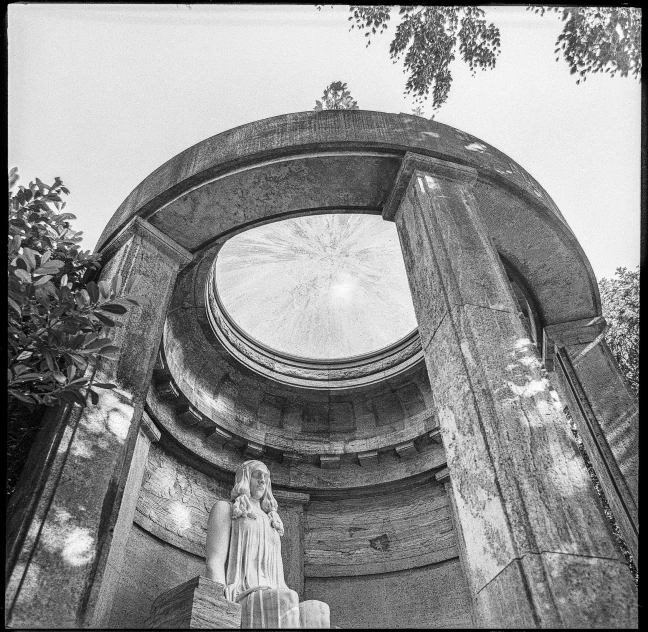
6,111,638,629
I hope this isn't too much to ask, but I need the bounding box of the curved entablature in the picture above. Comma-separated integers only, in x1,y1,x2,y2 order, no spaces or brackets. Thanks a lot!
97,111,568,252
97,111,601,327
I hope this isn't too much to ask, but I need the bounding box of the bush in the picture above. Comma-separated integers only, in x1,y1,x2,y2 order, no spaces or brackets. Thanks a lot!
7,168,135,500
599,267,639,397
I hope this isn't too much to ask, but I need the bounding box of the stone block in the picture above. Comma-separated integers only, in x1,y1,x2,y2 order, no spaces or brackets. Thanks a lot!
283,451,303,466
320,455,341,469
205,426,233,447
157,378,181,401
244,440,265,458
357,450,378,467
145,576,241,629
177,404,206,428
394,441,417,458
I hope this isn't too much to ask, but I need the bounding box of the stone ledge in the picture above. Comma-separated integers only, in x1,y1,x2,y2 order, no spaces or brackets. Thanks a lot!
145,575,241,629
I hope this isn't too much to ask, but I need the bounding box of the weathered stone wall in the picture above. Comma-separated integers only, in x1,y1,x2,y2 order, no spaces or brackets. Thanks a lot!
108,523,204,629
304,560,473,629
107,442,469,628
304,483,458,577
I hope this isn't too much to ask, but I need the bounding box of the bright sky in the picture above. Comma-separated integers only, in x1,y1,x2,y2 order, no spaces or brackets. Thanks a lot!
8,4,641,281
216,214,418,359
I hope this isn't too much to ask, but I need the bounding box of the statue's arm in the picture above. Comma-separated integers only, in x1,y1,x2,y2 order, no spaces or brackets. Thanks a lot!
205,500,232,585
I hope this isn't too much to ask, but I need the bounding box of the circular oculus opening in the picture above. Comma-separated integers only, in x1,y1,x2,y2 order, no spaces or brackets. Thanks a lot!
214,214,418,361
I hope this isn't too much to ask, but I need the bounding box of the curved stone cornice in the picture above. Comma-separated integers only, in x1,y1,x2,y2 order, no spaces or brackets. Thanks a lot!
144,382,447,496
98,111,600,326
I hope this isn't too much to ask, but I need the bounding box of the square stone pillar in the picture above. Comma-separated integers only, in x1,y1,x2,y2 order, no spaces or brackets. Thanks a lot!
434,467,476,627
145,576,241,629
274,489,310,598
544,317,638,564
383,153,637,628
90,412,162,626
5,218,192,629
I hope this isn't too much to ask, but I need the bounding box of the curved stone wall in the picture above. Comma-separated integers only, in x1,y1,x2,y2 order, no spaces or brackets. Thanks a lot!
108,441,471,629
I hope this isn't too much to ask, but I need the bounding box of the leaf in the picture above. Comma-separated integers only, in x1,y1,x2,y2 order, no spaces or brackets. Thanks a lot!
22,248,38,270
16,350,33,361
92,382,117,389
43,349,58,373
94,312,116,328
34,275,54,286
9,390,36,404
87,281,99,303
83,337,113,350
98,280,111,298
97,346,121,359
58,390,88,408
66,364,77,382
8,297,22,315
34,265,63,275
12,373,45,383
89,389,99,405
100,303,128,315
53,371,67,384
14,268,32,283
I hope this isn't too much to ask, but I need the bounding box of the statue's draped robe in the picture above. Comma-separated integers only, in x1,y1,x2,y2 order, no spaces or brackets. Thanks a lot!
223,505,329,628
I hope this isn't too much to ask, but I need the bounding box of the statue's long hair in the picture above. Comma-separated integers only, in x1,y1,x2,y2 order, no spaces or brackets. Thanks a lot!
230,460,284,535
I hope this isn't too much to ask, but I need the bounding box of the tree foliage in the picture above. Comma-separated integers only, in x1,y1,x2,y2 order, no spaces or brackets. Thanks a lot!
318,5,640,112
8,168,136,410
598,266,639,397
314,80,359,110
529,6,642,84
345,6,501,110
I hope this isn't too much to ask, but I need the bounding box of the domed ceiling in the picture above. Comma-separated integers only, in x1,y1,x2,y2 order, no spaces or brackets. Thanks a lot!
214,213,418,360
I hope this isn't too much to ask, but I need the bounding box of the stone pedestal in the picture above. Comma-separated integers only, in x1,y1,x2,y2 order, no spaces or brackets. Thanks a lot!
384,153,637,628
145,576,241,629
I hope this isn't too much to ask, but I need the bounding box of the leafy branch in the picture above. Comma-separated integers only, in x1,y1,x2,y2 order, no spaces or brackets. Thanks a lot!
529,6,641,84
314,80,359,110
347,6,500,110
8,168,137,408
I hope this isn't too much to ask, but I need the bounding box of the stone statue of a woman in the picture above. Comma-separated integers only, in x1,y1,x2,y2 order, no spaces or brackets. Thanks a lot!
205,460,330,628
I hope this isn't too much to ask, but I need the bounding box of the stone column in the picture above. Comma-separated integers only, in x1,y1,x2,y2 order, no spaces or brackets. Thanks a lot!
544,317,638,563
383,153,637,628
273,489,310,598
90,412,161,626
434,467,476,627
5,218,192,629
